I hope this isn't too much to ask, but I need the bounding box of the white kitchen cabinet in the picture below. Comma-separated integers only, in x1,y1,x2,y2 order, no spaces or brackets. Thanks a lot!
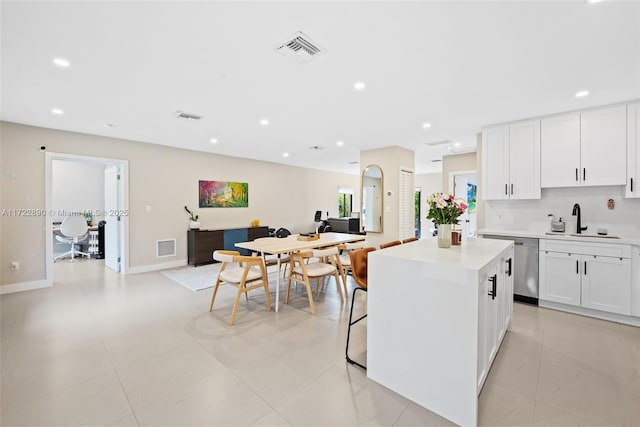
482,120,540,200
541,113,580,188
541,106,627,188
580,105,627,186
478,248,513,390
626,103,640,198
633,247,640,317
582,255,631,314
540,250,581,306
482,125,510,200
539,239,632,315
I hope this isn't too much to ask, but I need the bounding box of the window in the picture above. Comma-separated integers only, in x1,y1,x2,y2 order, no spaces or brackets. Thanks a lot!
338,192,352,218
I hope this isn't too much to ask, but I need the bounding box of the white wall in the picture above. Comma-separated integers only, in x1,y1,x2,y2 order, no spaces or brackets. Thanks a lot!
484,186,640,237
51,160,105,223
360,146,415,244
0,121,359,286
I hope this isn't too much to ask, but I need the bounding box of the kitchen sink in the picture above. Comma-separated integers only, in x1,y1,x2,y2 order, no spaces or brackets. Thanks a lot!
569,233,620,239
544,232,620,239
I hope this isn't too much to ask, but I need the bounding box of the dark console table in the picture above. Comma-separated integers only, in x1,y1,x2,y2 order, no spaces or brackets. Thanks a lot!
188,226,269,266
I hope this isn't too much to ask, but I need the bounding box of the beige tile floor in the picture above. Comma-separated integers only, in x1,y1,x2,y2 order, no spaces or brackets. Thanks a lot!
1,259,639,426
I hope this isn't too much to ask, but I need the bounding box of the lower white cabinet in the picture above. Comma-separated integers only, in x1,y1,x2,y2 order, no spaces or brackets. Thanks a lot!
539,240,632,315
478,249,514,390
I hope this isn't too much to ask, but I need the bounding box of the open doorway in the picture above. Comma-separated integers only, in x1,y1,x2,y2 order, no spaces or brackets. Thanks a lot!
450,171,477,237
45,153,129,284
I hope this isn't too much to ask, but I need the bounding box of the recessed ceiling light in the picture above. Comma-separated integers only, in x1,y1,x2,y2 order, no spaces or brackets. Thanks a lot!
260,118,270,126
52,57,70,67
454,142,461,147
354,81,366,91
586,0,604,4
422,122,432,129
336,140,344,147
575,90,590,98
282,152,289,158
446,146,453,151
103,123,115,128
51,108,64,115
209,138,218,144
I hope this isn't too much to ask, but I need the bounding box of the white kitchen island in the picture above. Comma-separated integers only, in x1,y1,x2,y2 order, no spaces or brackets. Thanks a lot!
367,237,514,427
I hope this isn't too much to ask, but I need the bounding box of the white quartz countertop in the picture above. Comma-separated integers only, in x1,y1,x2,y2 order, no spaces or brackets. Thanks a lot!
370,236,513,271
477,228,640,246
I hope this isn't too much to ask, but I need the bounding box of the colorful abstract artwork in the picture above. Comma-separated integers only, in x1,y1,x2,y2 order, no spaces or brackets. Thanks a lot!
467,183,477,213
199,180,249,208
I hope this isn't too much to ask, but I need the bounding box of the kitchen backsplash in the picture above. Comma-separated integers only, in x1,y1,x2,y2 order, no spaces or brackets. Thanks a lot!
484,186,640,237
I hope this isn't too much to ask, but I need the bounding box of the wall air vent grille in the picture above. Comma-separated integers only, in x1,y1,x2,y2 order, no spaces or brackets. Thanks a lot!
276,32,325,64
176,111,202,120
157,239,176,258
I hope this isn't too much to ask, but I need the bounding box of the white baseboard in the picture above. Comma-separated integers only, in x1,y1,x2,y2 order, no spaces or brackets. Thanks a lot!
127,259,188,275
539,300,640,327
0,279,52,295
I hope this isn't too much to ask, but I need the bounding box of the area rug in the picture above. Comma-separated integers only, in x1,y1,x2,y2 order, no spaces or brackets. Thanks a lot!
161,264,221,292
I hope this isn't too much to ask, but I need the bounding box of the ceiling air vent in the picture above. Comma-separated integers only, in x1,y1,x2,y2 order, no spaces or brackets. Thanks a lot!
176,110,202,120
425,140,451,147
276,31,325,64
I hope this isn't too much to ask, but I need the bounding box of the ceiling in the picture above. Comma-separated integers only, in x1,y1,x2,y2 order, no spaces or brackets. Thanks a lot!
2,1,639,175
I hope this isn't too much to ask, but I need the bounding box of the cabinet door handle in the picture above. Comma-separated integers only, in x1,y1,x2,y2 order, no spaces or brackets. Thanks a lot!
632,177,635,192
575,168,578,181
488,274,497,300
510,183,514,195
583,168,586,181
584,261,587,275
507,258,512,276
505,184,508,195
576,259,579,274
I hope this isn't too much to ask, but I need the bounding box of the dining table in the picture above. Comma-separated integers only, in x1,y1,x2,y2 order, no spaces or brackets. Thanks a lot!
235,232,367,312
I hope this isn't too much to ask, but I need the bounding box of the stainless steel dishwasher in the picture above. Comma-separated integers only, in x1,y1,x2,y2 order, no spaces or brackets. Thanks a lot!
483,235,539,305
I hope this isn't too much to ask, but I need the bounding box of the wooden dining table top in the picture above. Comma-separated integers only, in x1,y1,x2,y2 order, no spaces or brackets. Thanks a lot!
235,232,366,254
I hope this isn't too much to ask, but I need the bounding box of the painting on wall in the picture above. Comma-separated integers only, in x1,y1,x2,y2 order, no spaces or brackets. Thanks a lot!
199,180,249,208
467,183,477,213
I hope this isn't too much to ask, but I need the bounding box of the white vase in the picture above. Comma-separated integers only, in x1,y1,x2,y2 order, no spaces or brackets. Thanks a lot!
437,224,452,248
189,221,200,230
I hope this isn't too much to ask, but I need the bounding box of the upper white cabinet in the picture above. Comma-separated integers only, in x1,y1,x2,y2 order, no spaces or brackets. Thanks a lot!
482,120,540,200
541,105,627,188
540,113,581,188
580,105,627,186
626,103,640,198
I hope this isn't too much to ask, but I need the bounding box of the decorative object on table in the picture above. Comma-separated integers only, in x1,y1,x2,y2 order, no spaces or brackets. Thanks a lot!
251,219,260,227
297,233,319,241
184,206,200,230
451,229,462,245
426,193,467,248
199,180,248,208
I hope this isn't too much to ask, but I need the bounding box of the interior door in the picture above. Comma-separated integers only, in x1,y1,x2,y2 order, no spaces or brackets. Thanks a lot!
104,165,120,272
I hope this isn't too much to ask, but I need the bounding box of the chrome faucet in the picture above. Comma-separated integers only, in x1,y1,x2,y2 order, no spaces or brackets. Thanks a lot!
571,203,588,234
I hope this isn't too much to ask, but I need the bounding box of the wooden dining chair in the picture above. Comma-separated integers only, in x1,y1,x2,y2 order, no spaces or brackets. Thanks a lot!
379,240,401,249
337,241,365,294
346,246,376,369
209,250,271,326
402,237,419,244
286,247,344,314
252,237,290,278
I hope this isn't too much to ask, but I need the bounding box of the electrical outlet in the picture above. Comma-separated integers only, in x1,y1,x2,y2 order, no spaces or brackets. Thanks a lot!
10,261,19,271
